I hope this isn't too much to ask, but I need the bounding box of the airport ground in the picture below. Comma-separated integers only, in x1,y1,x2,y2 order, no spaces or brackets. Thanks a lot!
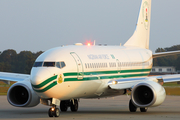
0,95,180,120
0,82,180,119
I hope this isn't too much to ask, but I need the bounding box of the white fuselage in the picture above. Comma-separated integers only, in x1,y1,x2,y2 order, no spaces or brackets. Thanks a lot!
30,45,153,100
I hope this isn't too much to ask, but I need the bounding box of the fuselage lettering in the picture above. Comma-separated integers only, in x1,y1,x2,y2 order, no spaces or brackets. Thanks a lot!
88,54,109,60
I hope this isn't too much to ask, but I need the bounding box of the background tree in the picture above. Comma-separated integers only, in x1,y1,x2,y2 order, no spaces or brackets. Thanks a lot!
153,45,180,70
0,45,180,74
0,49,43,74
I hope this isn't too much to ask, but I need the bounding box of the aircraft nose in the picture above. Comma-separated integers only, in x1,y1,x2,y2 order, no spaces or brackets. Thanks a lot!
30,68,59,93
30,68,51,86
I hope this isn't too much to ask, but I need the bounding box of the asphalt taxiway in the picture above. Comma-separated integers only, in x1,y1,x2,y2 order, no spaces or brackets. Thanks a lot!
0,95,180,120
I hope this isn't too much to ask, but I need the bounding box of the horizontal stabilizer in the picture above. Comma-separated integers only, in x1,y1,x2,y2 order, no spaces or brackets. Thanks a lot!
153,50,180,58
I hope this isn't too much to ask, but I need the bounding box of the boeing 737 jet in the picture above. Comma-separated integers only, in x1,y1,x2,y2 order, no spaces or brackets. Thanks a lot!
1,0,180,117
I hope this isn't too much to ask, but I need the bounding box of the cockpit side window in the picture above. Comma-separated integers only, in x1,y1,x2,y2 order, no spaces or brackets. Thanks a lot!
56,62,61,68
43,62,55,67
56,62,66,69
33,62,43,67
60,62,66,68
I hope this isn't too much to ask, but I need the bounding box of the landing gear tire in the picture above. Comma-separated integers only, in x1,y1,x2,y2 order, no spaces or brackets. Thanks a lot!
48,107,60,117
48,108,53,117
54,108,60,117
60,101,68,112
70,99,78,112
129,99,137,112
140,107,148,112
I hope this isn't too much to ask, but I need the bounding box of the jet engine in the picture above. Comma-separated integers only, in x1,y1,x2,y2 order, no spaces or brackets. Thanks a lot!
7,80,40,107
131,80,166,108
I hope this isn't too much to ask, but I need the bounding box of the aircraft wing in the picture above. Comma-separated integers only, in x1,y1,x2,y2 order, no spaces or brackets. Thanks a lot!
161,74,180,83
153,50,180,58
0,72,30,84
108,74,180,90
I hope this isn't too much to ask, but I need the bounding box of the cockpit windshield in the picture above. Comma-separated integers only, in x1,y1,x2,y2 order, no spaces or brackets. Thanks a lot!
33,62,43,67
43,62,55,67
33,61,66,69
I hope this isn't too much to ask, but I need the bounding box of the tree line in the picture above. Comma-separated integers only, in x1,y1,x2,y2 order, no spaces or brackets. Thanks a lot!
153,45,180,70
0,49,43,74
0,45,180,74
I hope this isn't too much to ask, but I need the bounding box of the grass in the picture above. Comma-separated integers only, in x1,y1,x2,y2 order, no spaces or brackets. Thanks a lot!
0,82,180,96
163,82,180,95
0,81,14,95
165,87,180,95
163,82,180,87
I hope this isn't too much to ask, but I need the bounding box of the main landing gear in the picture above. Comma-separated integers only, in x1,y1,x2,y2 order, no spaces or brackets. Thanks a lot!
129,99,148,112
60,99,79,112
48,98,79,117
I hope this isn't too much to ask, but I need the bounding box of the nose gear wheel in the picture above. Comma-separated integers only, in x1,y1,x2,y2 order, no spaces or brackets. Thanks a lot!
48,106,60,117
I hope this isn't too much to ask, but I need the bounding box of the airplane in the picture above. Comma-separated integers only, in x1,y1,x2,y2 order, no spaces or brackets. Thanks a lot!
1,0,180,117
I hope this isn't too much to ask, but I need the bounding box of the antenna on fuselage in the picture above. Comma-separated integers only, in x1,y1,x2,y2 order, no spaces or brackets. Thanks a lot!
93,40,96,46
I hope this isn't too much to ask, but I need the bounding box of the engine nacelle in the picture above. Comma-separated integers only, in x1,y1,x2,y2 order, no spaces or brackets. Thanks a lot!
7,80,40,107
131,80,166,108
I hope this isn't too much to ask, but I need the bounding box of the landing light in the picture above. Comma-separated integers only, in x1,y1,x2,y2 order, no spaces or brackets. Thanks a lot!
112,81,118,85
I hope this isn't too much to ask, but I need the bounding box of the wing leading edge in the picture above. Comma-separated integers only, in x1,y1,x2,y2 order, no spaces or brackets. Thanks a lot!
108,74,180,90
0,72,30,84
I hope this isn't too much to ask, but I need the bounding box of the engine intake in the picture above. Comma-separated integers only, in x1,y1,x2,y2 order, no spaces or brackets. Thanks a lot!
7,81,40,107
131,81,166,108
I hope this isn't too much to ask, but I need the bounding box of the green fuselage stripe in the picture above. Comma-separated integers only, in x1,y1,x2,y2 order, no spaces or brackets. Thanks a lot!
33,81,57,93
63,69,151,76
64,73,149,82
31,75,58,88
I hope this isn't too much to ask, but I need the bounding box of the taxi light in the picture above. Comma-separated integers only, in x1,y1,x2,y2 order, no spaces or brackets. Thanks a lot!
51,107,55,111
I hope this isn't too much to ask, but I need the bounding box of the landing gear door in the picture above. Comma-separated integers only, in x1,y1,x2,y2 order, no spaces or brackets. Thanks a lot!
70,52,84,79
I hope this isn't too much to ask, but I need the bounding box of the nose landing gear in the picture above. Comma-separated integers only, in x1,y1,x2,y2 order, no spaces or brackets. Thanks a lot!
48,98,79,117
48,98,61,117
48,105,60,117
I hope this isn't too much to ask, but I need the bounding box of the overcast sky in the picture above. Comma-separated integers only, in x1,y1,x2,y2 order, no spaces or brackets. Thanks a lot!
0,0,179,53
